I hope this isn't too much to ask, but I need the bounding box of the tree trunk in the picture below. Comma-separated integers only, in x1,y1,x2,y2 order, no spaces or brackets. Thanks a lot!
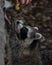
0,0,6,65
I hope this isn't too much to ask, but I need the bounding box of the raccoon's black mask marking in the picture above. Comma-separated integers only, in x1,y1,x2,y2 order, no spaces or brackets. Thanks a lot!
17,21,20,24
20,27,28,40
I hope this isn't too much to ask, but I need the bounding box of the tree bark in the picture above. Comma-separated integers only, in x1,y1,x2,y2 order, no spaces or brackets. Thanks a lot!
0,0,6,65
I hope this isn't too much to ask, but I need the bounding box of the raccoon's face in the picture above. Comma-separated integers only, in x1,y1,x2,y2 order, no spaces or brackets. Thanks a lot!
15,20,44,41
16,20,44,55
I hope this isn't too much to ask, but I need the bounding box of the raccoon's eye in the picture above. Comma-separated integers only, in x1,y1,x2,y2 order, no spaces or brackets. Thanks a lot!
17,21,20,24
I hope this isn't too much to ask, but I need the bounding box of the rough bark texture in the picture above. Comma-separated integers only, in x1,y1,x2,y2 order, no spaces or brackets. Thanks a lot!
0,0,6,65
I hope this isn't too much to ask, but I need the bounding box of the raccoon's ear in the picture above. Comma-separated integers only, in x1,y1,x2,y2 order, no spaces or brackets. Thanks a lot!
35,33,43,40
33,27,39,33
33,27,39,31
35,33,45,42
